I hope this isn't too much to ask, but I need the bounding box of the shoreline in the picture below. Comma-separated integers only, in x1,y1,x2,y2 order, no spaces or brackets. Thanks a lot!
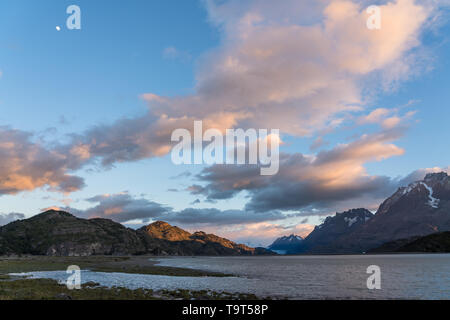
0,255,233,277
0,255,263,300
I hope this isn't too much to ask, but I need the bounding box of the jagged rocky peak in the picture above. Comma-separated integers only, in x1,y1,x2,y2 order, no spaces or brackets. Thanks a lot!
269,234,303,246
283,234,303,241
150,221,172,229
318,208,373,229
383,171,449,214
192,231,207,237
268,234,305,254
424,172,449,182
31,209,75,220
141,221,192,241
401,172,449,194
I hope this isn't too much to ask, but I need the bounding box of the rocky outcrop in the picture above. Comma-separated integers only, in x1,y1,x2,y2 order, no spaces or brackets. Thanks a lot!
141,221,191,241
138,222,274,256
0,210,273,256
0,210,147,256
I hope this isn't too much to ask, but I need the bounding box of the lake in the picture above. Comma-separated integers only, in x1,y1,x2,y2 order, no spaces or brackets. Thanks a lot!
12,254,450,299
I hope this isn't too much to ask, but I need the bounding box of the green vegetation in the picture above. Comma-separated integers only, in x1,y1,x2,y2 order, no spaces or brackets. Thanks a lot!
0,255,261,300
0,255,232,277
0,278,260,300
398,231,450,252
0,278,158,300
159,289,262,300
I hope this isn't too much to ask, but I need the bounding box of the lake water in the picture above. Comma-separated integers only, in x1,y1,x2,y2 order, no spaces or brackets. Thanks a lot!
11,254,450,299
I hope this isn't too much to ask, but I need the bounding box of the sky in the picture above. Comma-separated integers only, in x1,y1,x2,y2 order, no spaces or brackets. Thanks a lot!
0,0,449,246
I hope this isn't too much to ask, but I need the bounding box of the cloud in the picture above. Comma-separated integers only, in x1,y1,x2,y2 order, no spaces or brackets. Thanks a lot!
42,0,432,192
58,192,292,227
57,163,448,243
53,192,308,244
189,130,407,213
397,166,450,185
137,0,433,137
0,212,25,226
357,108,417,129
47,0,435,177
0,0,442,201
163,207,289,225
0,127,85,196
162,46,191,61
68,193,171,223
163,46,178,58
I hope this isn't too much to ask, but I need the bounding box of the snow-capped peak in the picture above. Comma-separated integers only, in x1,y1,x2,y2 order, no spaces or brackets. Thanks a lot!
399,180,440,209
420,182,440,209
344,216,358,227
402,182,419,195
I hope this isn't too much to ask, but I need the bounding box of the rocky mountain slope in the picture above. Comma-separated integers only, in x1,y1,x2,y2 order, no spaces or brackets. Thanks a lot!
0,210,273,256
0,210,148,256
139,221,272,255
268,234,305,254
142,221,192,241
301,208,374,254
299,172,450,253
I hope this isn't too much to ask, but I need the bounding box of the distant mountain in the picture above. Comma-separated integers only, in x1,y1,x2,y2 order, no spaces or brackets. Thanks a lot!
299,172,450,254
268,234,304,254
0,210,273,256
370,232,450,253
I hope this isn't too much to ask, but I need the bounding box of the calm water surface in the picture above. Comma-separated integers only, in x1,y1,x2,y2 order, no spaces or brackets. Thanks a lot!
12,254,450,299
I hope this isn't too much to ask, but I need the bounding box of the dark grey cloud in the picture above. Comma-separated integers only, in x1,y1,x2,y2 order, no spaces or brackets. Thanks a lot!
54,165,449,227
62,192,291,226
66,193,171,223
163,208,289,225
186,131,416,214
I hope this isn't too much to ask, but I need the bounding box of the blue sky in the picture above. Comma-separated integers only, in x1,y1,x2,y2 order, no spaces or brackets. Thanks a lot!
0,0,449,245
0,0,217,209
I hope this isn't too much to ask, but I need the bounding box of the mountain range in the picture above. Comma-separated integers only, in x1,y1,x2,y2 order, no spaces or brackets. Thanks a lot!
269,172,450,254
1,172,449,256
268,234,305,254
0,211,272,256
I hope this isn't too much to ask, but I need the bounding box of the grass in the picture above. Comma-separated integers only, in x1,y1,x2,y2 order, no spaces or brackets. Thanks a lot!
0,255,258,300
0,278,159,300
0,277,262,300
0,255,232,277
